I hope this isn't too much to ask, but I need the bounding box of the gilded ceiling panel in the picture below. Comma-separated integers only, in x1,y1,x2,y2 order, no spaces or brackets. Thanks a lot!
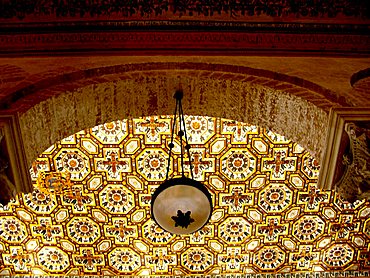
0,115,369,276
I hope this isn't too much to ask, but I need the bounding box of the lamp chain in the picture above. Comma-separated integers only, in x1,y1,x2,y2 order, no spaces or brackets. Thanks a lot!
165,90,194,180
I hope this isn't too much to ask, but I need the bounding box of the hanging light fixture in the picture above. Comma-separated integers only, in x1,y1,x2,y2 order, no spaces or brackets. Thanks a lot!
151,90,213,235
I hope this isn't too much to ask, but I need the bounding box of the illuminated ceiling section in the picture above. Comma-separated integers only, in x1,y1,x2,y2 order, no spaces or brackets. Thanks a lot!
0,115,369,276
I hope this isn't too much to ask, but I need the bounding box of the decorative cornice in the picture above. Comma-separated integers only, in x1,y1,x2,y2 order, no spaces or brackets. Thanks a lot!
0,0,368,21
0,31,368,56
0,20,368,33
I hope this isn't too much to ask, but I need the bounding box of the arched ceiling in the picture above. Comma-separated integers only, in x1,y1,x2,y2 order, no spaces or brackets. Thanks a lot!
18,69,329,168
1,115,369,276
0,1,368,276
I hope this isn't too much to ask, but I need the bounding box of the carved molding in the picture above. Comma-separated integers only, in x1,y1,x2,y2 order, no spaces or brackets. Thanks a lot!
0,20,368,32
0,31,368,55
0,0,368,20
0,1,367,55
0,114,32,205
318,108,370,201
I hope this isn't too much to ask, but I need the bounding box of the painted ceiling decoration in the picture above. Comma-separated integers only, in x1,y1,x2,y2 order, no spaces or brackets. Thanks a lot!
0,115,369,276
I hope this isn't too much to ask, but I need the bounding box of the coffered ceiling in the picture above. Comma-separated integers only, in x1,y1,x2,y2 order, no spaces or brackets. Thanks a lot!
0,115,369,276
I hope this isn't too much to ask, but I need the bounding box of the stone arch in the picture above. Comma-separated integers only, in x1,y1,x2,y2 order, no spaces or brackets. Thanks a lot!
349,67,370,107
15,62,338,166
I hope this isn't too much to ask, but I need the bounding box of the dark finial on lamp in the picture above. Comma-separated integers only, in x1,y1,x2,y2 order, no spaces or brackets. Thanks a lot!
174,90,183,100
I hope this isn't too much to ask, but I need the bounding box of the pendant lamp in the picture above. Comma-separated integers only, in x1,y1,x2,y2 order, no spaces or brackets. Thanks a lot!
151,90,212,234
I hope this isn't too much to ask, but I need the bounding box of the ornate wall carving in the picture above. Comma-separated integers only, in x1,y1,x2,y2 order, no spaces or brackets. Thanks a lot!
318,108,370,202
0,0,367,20
0,0,367,55
335,122,370,201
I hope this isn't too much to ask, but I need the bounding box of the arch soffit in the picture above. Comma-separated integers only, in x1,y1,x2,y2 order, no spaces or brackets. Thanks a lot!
14,62,337,165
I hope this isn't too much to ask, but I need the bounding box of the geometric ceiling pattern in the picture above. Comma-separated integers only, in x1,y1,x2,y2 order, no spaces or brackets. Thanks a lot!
0,115,369,276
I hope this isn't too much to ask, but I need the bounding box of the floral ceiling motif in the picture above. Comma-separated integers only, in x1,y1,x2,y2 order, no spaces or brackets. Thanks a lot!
0,115,369,276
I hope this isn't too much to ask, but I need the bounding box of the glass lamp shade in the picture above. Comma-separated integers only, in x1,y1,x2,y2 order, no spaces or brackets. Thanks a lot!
151,177,212,235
